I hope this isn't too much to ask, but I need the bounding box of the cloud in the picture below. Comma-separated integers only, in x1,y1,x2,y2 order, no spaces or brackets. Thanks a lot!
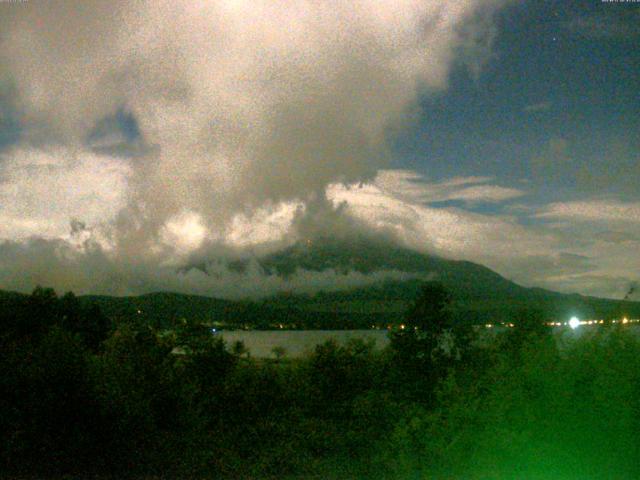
0,0,507,245
593,230,638,245
0,1,511,296
0,1,506,230
520,198,640,298
328,174,640,299
2,4,623,302
371,169,525,205
502,252,597,288
446,185,526,203
328,173,552,266
0,146,131,239
536,274,639,301
0,160,637,300
523,101,552,113
0,236,425,298
536,199,640,224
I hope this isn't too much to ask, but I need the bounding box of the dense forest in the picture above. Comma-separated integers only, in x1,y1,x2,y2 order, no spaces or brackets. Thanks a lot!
2,284,640,479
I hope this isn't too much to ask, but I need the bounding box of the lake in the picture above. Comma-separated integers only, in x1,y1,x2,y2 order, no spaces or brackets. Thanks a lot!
218,323,640,358
219,329,390,358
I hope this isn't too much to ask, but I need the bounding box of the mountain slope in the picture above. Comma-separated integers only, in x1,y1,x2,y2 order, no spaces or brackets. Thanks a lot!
260,236,531,300
2,238,639,328
257,237,639,324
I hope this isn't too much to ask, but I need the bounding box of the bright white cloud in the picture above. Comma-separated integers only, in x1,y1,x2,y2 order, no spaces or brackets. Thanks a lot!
0,146,131,239
0,0,516,296
225,202,301,248
0,0,506,239
159,211,210,258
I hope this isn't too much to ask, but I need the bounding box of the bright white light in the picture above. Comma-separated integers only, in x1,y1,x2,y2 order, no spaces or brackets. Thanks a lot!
569,316,580,329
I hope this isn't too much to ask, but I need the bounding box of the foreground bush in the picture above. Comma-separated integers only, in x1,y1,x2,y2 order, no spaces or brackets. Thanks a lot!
2,287,640,479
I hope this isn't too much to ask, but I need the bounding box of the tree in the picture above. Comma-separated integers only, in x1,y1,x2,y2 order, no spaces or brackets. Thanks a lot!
504,307,551,354
60,292,111,352
405,282,452,333
271,345,287,362
232,340,249,358
389,282,455,405
21,286,58,338
390,282,453,359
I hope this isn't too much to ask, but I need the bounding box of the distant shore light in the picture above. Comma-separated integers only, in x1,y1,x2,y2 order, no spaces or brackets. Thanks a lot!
569,316,580,329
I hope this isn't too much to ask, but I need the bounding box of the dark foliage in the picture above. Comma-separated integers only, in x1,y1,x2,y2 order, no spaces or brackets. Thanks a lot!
2,285,640,479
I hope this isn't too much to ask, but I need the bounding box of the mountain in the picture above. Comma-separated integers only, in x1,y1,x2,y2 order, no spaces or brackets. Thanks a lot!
260,236,526,299
256,236,640,325
2,238,639,329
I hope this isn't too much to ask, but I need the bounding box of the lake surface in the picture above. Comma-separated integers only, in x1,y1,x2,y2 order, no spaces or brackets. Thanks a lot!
219,324,640,358
219,329,390,358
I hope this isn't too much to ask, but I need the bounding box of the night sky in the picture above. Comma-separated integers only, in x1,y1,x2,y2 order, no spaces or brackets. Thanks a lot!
0,0,638,299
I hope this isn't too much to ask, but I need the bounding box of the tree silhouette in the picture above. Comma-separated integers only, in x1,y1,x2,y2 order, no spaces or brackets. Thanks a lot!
505,307,551,354
232,340,249,358
404,281,452,333
59,291,111,352
271,345,287,362
389,282,455,405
